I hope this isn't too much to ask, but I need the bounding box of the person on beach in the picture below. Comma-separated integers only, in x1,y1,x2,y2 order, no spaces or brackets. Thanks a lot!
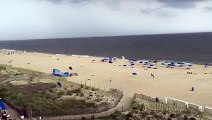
151,73,155,79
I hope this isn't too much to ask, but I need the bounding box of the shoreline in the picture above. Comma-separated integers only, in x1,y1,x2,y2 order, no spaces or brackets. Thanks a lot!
1,48,211,66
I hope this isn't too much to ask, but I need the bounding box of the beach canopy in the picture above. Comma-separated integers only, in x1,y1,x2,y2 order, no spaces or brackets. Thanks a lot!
0,99,6,111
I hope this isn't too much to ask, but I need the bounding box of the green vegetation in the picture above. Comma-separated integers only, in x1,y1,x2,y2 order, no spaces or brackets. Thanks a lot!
0,84,95,112
0,64,115,117
100,99,211,120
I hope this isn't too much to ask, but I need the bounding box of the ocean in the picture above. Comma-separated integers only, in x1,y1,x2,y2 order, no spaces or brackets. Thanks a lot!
0,32,212,64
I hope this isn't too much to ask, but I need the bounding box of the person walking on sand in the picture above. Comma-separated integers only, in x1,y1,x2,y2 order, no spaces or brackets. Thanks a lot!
151,73,155,79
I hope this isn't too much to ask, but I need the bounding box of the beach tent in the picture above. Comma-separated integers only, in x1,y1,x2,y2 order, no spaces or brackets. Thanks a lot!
53,69,60,75
177,62,185,65
130,63,135,66
57,82,62,88
204,64,208,68
161,63,166,65
132,72,137,75
168,62,176,67
139,61,143,64
0,99,6,111
52,69,69,77
129,58,136,61
63,72,69,77
101,58,109,62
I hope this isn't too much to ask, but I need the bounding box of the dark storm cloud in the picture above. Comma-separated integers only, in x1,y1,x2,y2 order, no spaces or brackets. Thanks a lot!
157,0,202,9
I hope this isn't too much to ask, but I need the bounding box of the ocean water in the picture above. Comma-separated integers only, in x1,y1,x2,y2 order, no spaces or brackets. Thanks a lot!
0,32,212,64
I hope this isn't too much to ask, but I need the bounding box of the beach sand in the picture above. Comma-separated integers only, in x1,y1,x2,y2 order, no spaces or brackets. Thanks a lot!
0,51,212,107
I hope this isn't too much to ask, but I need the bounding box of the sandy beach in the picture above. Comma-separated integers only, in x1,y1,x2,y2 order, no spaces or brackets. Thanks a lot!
0,50,212,107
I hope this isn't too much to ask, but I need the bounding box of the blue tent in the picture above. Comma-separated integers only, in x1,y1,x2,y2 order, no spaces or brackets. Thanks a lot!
53,69,69,77
168,64,175,67
0,100,6,111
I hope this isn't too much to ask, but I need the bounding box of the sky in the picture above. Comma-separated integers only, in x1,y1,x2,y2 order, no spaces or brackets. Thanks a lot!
0,0,212,40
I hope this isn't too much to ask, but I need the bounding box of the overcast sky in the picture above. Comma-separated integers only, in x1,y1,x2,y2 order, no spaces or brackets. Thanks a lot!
0,0,212,40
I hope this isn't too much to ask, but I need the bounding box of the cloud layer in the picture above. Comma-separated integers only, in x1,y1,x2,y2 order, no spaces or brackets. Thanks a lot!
0,0,212,40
